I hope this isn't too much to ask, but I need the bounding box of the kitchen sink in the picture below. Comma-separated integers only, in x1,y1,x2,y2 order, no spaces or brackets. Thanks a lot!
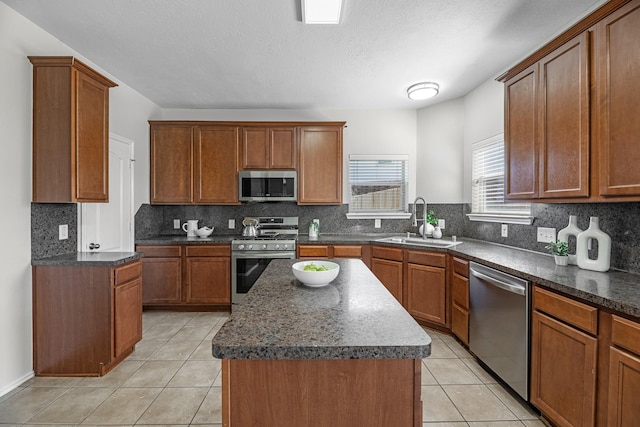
375,236,462,248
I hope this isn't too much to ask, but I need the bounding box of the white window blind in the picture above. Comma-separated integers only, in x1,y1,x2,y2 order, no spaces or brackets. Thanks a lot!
348,155,408,214
470,134,532,223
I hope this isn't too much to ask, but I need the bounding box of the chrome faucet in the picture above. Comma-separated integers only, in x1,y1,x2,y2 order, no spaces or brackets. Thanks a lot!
412,197,427,239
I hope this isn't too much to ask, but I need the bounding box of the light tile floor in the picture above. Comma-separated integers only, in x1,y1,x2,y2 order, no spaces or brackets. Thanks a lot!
0,311,544,426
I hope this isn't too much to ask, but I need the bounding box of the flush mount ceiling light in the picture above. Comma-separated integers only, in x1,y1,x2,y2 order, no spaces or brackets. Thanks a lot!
407,82,439,100
302,0,343,24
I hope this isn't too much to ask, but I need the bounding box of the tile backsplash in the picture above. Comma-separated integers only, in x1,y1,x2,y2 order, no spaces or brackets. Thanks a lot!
31,203,77,259
31,200,637,273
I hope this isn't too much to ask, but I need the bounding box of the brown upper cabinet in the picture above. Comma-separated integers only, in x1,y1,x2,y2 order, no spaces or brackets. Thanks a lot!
149,122,240,204
594,1,640,197
29,56,117,203
501,0,640,202
504,33,590,200
298,125,344,205
240,127,296,169
150,121,344,205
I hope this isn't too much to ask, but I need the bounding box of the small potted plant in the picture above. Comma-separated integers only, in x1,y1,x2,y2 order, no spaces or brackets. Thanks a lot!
546,240,569,266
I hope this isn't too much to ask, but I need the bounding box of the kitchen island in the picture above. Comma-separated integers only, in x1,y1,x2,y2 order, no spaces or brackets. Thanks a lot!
212,258,431,427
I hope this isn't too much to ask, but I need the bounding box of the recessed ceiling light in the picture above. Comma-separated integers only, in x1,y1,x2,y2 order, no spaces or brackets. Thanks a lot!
407,82,439,100
302,0,343,24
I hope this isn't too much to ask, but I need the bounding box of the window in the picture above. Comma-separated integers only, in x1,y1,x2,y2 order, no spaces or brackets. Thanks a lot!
346,155,411,219
469,134,533,224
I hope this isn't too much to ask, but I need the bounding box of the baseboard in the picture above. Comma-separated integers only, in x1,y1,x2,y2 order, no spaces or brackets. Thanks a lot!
0,371,35,398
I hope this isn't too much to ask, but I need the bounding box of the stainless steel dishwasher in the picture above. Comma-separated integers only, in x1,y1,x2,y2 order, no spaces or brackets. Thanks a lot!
469,262,530,400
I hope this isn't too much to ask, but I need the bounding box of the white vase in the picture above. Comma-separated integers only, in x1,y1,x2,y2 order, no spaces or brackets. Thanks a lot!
419,223,435,237
432,226,442,239
557,215,582,265
576,217,611,272
554,255,569,266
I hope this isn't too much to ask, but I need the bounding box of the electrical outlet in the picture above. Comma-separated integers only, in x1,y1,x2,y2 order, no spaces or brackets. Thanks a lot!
59,224,68,240
173,219,180,229
437,219,445,229
537,227,557,243
501,224,508,237
228,219,235,229
374,218,381,228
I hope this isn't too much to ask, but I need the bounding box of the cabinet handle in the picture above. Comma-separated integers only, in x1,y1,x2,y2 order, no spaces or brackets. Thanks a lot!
89,243,101,250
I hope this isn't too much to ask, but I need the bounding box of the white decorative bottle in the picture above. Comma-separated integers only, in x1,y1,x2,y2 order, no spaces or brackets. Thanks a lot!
576,217,611,272
432,226,442,239
557,215,582,265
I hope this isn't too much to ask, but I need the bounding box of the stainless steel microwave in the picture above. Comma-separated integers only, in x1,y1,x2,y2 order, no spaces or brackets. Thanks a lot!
238,171,297,202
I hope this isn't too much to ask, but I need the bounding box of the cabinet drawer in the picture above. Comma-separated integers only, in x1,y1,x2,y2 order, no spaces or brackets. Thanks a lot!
452,256,469,278
332,245,362,258
611,315,640,356
136,245,182,258
451,273,469,309
371,246,403,262
406,250,446,268
185,245,230,257
298,245,330,258
533,286,598,335
115,260,142,286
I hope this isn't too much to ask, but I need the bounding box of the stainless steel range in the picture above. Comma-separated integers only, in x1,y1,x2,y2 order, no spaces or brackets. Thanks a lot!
231,216,298,305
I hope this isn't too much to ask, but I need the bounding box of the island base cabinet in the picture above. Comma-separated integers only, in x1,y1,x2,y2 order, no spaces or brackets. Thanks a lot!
222,358,422,426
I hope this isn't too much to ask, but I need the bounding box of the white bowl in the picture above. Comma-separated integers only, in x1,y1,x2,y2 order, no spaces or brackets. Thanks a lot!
292,261,340,287
195,226,214,238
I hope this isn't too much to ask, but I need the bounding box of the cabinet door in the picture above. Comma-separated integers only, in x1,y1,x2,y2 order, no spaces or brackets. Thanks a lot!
505,64,538,199
270,127,296,169
141,258,182,304
370,258,403,303
75,71,110,202
406,263,446,326
451,272,469,345
298,126,343,204
531,310,597,427
608,347,640,426
194,126,239,204
113,278,142,358
595,1,640,197
538,32,590,199
150,124,193,204
185,257,231,304
241,127,270,169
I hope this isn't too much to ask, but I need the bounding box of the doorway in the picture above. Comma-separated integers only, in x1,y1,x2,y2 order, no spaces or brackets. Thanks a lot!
79,133,135,252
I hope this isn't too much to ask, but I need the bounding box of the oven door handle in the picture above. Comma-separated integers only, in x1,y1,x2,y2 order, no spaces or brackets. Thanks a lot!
470,268,525,296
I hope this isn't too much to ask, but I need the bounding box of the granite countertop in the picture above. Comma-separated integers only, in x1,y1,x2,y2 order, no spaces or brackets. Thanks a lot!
32,251,143,266
138,233,640,318
136,235,236,245
211,258,432,360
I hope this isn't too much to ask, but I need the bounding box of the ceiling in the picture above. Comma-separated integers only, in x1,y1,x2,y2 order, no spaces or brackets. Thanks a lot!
3,0,606,110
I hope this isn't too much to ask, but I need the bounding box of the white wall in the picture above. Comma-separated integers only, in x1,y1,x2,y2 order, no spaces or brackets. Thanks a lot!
414,78,504,204
0,2,159,395
160,109,418,203
416,99,465,202
463,79,505,202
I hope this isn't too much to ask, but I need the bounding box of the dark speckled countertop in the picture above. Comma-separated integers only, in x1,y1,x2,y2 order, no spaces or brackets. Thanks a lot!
211,258,432,360
138,233,640,318
32,251,142,266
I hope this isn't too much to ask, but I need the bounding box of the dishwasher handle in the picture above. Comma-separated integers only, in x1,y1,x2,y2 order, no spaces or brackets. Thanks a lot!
470,268,526,296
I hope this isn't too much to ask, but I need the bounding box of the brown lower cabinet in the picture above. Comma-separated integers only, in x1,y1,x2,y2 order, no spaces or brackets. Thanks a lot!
370,246,404,303
405,250,446,326
32,259,142,376
297,243,371,267
137,244,230,309
606,315,640,426
450,256,470,345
